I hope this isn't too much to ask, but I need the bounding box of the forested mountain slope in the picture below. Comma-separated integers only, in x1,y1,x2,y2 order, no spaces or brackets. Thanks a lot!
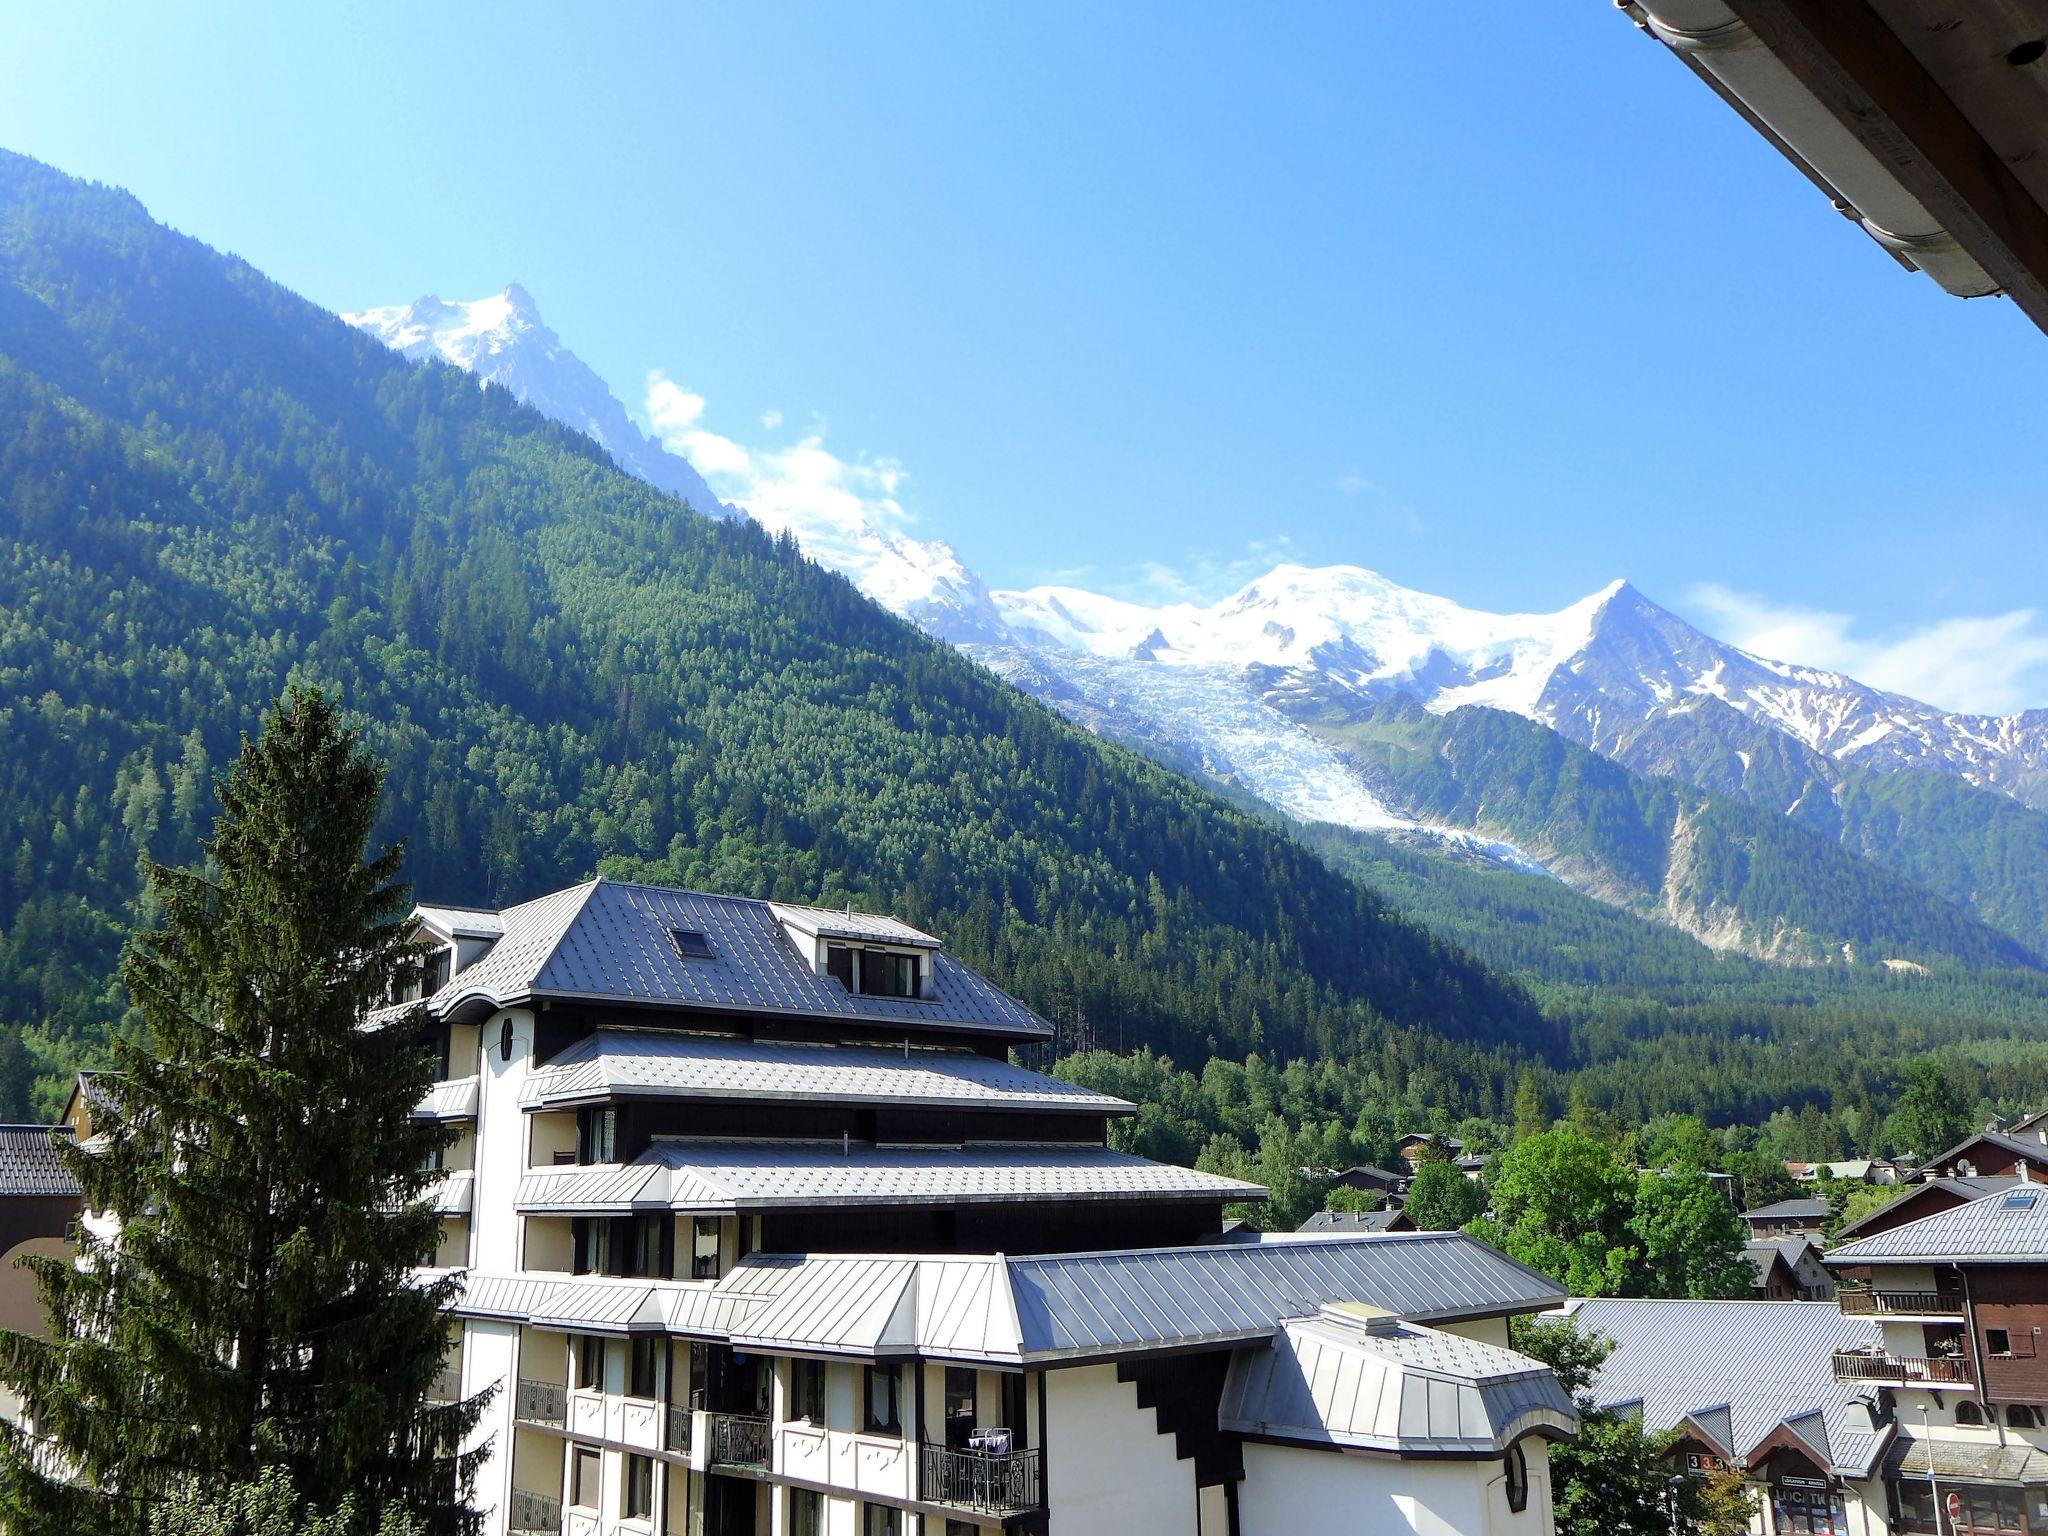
0,150,1551,1113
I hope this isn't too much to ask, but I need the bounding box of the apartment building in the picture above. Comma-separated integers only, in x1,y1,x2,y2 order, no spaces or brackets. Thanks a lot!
399,877,1578,1536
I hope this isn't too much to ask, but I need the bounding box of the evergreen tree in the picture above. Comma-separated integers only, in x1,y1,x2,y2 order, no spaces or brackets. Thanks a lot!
1512,1069,1550,1143
0,687,482,1535
1886,1059,1969,1162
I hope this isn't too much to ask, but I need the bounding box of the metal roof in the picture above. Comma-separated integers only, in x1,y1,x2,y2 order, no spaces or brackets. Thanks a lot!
768,903,942,948
1567,1298,1889,1477
1910,1129,2048,1180
515,1139,1259,1213
413,1076,480,1121
1297,1209,1411,1234
415,879,1048,1038
1887,1435,2048,1487
520,1028,1124,1114
447,1232,1563,1365
1741,1237,1820,1286
1742,1198,1831,1221
1832,1176,2017,1242
1827,1185,2048,1265
428,1170,474,1216
415,904,505,940
1218,1307,1577,1455
0,1126,80,1198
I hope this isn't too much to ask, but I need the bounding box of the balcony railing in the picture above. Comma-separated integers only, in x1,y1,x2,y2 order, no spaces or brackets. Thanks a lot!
707,1412,770,1469
507,1488,561,1534
514,1378,567,1427
425,1363,463,1404
666,1402,692,1455
921,1444,1044,1515
1832,1350,1973,1385
1838,1288,1964,1318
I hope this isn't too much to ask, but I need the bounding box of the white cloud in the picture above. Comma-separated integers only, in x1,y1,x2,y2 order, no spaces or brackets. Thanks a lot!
644,371,705,434
1110,536,1303,605
760,408,783,430
1335,471,1373,496
1685,583,2048,715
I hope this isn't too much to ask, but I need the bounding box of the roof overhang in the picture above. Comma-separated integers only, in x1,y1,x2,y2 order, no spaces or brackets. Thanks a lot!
1625,0,2048,335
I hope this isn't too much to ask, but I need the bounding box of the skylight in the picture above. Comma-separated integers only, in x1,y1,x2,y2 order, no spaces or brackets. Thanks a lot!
2000,1190,2039,1211
669,928,716,961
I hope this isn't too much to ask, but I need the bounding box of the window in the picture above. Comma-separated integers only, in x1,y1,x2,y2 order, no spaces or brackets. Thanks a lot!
1001,1371,1030,1449
824,943,922,999
826,943,856,991
621,1453,653,1520
628,1335,660,1400
945,1366,976,1448
861,1506,902,1536
570,1445,602,1510
789,1489,824,1536
691,1216,722,1280
499,1019,515,1062
792,1359,827,1424
574,1217,613,1276
626,1213,669,1279
1959,1401,1986,1425
864,1365,903,1435
576,1336,607,1392
669,927,715,960
1991,1329,2015,1356
579,1106,617,1164
1504,1441,1529,1514
2011,1404,2042,1430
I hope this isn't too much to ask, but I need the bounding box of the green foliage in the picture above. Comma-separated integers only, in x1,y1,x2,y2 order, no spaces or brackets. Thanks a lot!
0,146,1556,1117
1886,1059,1969,1163
1404,1160,1485,1231
1549,1414,1754,1536
0,689,480,1535
1831,1182,1903,1238
1468,1131,1639,1296
1509,1315,1612,1402
1628,1167,1752,1299
151,1467,427,1536
1322,1185,1384,1214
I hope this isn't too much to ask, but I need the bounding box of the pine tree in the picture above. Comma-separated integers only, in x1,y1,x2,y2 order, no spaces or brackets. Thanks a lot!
0,687,483,1535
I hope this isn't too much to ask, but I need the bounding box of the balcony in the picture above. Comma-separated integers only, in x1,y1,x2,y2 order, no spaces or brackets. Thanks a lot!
426,1362,463,1404
1838,1288,1964,1319
1832,1350,1973,1385
706,1411,771,1470
666,1402,692,1455
507,1488,561,1534
515,1378,567,1428
921,1444,1044,1516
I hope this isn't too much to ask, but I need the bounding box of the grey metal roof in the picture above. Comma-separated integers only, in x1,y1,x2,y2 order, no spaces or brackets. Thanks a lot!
428,1170,475,1216
1827,1185,2048,1264
0,1126,80,1198
1218,1307,1577,1455
1742,1197,1831,1222
1006,1233,1564,1360
415,904,505,940
413,1076,480,1121
1887,1435,2048,1486
514,1139,1260,1213
1832,1176,2016,1242
1741,1237,1819,1286
1566,1298,1889,1476
520,1028,1123,1114
1297,1209,1410,1233
768,903,941,948
416,879,1049,1038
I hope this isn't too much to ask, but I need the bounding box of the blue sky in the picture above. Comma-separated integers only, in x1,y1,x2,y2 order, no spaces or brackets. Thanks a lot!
7,1,2047,710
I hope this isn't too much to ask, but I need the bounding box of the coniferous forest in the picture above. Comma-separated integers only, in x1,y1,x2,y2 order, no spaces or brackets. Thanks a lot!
5,146,2048,1165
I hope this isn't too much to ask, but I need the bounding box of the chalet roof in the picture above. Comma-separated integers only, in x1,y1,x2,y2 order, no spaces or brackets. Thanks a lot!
1827,1185,2048,1265
1910,1129,2048,1180
1397,1133,1464,1151
1334,1164,1406,1184
1742,1198,1831,1222
1297,1209,1412,1234
409,878,1049,1039
1832,1176,2016,1242
514,1139,1261,1213
0,1126,80,1198
1568,1298,1888,1477
520,1029,1125,1114
1741,1237,1820,1287
448,1231,1566,1362
1217,1306,1577,1455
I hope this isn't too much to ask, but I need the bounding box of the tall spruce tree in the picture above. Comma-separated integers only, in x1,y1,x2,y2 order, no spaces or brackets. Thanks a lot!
0,687,483,1535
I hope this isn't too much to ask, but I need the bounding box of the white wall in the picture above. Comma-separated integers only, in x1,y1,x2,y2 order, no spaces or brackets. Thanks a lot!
1237,1437,1556,1536
1045,1364,1199,1536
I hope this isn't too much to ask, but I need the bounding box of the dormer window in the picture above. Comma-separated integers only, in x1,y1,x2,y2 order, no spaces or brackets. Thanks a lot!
668,928,715,961
824,944,922,999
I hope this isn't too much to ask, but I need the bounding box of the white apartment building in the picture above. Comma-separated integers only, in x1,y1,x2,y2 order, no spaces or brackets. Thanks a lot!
399,877,1579,1536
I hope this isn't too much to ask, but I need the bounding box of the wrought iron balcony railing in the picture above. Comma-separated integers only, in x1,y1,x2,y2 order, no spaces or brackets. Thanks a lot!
507,1488,561,1534
666,1401,692,1455
921,1443,1045,1515
706,1411,771,1469
514,1378,567,1427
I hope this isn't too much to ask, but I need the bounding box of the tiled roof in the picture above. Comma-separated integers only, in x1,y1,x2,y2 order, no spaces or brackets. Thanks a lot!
514,1139,1261,1212
1826,1185,2048,1264
1567,1298,1889,1476
0,1126,81,1198
1218,1307,1577,1454
1742,1197,1831,1221
416,879,1049,1038
520,1029,1124,1114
